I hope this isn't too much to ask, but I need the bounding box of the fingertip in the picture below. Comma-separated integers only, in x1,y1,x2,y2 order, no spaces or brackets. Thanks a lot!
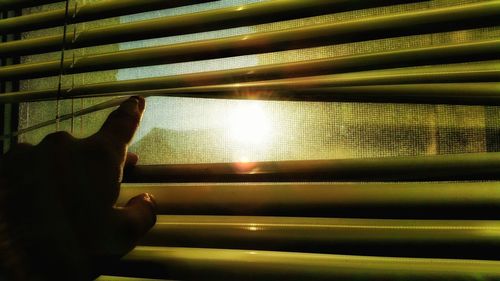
143,193,157,213
119,97,143,119
107,193,156,257
95,97,145,147
125,193,157,230
127,193,157,214
133,96,145,113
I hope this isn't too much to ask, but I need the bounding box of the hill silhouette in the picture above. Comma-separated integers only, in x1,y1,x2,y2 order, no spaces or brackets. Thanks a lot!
129,127,230,164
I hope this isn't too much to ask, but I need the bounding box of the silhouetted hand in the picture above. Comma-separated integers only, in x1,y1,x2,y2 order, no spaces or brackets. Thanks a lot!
0,96,156,281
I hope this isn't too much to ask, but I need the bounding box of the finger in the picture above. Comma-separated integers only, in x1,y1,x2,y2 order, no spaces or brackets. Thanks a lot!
125,152,139,167
112,193,157,250
95,96,145,148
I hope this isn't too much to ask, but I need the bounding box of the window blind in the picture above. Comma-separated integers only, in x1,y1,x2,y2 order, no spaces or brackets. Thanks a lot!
2,0,500,280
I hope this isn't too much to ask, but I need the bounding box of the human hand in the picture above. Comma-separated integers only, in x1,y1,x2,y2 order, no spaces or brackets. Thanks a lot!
0,96,156,281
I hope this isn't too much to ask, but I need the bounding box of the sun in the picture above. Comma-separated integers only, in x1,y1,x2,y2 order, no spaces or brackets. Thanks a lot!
228,102,271,145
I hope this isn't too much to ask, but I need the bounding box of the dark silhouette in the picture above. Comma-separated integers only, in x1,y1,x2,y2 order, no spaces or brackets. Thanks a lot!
0,96,156,281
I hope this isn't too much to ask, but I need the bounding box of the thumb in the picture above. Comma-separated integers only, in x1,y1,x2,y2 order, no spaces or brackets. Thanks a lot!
112,193,157,252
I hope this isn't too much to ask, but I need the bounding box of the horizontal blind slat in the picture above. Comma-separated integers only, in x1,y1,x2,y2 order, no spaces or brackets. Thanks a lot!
123,152,500,183
131,82,500,105
119,182,500,219
139,215,500,259
34,82,500,106
106,247,500,280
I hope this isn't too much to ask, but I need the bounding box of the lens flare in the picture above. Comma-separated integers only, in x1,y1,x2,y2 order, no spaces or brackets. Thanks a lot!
228,102,271,145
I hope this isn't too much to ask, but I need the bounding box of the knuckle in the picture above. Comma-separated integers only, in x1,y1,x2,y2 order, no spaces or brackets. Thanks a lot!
43,131,73,144
39,131,75,150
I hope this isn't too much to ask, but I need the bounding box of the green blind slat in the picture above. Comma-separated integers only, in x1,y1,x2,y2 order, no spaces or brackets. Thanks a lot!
99,82,500,105
106,246,500,280
119,182,500,219
123,151,500,183
139,215,500,259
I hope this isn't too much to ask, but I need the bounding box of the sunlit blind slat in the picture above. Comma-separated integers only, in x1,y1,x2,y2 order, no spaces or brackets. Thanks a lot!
138,215,500,259
118,182,500,218
104,247,500,280
123,152,500,183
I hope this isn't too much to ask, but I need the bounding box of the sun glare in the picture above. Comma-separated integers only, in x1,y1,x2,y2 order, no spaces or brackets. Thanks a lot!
228,102,272,145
